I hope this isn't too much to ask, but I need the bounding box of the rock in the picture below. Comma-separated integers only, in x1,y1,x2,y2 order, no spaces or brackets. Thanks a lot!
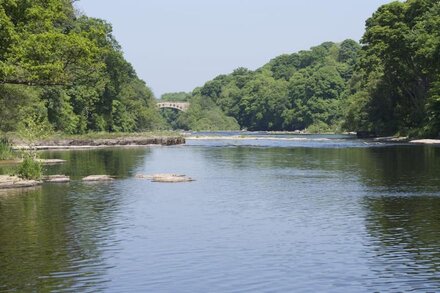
374,136,409,143
43,175,70,183
134,174,154,179
37,159,67,164
0,175,42,189
13,136,186,150
410,139,440,144
0,159,66,165
82,175,114,181
135,173,194,183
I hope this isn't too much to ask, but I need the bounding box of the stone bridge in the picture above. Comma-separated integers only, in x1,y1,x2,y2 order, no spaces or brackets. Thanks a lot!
156,101,190,112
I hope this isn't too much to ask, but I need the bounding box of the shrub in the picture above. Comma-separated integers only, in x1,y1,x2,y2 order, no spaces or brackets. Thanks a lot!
17,155,42,180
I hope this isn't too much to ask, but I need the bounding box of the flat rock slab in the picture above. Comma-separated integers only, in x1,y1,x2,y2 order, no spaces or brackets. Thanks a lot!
0,159,66,165
37,159,67,164
410,139,440,144
13,136,185,150
135,173,194,183
82,175,115,182
374,136,409,142
43,175,70,183
0,175,42,189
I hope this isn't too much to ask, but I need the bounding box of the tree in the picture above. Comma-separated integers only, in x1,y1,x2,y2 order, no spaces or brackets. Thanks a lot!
346,0,440,136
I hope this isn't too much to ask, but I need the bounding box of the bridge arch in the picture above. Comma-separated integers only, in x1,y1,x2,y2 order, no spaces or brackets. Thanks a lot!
157,101,190,112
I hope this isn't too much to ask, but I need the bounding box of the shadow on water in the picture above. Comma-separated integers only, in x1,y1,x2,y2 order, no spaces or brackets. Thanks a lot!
41,147,151,179
0,148,152,292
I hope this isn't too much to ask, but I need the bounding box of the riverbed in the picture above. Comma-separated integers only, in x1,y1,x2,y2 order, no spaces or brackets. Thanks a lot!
0,133,439,292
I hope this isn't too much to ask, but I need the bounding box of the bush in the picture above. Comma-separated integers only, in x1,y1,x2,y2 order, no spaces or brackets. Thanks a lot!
0,137,14,160
17,155,42,180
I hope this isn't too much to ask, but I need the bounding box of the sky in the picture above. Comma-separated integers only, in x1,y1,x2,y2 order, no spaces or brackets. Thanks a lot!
77,0,393,98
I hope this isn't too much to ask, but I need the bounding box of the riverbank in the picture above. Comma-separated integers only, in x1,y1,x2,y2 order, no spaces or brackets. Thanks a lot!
9,132,185,150
185,132,440,145
373,136,440,145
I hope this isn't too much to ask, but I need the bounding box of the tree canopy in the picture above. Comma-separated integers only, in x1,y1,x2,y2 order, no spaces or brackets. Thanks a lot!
191,40,360,132
0,0,165,134
345,0,440,137
1,0,438,137
187,0,439,137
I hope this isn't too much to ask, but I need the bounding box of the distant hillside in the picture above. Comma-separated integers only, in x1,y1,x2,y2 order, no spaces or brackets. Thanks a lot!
190,40,360,132
188,0,440,137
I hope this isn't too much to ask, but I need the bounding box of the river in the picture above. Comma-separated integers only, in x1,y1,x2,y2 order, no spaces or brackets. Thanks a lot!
1,133,440,292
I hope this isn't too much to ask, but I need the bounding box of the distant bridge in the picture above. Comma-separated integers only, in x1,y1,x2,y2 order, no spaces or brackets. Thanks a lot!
156,101,190,112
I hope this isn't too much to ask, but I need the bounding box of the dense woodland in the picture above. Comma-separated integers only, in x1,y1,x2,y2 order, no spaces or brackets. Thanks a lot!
178,39,361,132
0,0,439,137
174,0,439,136
0,0,165,135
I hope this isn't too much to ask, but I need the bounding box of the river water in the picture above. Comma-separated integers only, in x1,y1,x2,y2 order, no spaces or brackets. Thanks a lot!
1,133,440,292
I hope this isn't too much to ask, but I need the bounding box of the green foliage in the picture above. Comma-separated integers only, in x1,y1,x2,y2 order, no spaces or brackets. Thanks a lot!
0,84,40,132
0,137,14,160
192,41,360,131
161,92,190,102
176,95,240,131
17,154,42,180
0,0,162,135
426,80,440,137
17,102,53,146
188,0,439,136
346,0,440,137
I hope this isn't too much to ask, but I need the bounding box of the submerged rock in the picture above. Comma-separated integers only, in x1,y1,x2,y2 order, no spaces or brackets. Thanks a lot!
43,175,70,183
135,173,194,183
0,175,42,189
82,175,114,182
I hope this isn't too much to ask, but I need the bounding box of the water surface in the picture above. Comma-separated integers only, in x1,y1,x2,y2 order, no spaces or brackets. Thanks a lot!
1,134,440,292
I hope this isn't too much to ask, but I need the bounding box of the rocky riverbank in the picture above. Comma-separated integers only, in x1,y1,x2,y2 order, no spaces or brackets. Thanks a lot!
0,176,42,189
13,136,185,150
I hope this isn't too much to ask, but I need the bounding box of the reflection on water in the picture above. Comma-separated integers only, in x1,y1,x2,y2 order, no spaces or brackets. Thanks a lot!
42,147,151,179
363,196,440,291
202,145,440,190
0,148,149,292
0,137,439,292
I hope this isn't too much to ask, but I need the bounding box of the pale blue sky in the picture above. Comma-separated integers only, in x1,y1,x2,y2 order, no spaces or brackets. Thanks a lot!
78,0,392,97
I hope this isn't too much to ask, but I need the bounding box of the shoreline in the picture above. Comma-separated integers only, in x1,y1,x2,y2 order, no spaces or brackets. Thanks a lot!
12,136,185,150
186,134,440,145
373,137,440,145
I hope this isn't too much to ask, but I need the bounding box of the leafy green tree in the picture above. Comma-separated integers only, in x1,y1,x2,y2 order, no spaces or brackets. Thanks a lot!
192,41,359,131
0,0,163,135
161,92,190,102
347,0,440,136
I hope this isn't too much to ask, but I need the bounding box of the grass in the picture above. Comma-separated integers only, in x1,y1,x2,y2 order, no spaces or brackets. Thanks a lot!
0,137,15,160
